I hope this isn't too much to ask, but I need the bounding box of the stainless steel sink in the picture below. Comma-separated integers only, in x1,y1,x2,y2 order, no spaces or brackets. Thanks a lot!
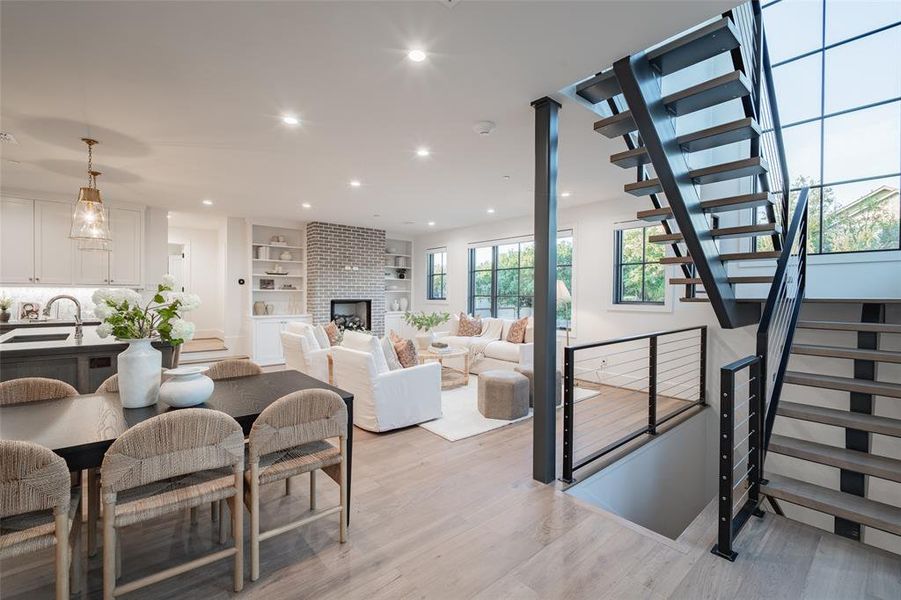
1,333,70,344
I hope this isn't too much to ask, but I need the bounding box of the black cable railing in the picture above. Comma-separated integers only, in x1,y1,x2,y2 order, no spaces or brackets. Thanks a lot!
561,326,707,483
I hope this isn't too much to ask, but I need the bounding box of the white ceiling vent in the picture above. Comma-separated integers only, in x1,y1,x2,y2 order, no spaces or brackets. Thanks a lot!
0,132,19,144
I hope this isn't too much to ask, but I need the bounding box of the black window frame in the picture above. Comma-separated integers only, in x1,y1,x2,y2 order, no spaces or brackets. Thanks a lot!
426,248,447,301
614,224,665,306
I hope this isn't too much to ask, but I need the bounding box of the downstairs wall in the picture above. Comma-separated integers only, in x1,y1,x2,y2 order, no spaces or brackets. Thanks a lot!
168,226,224,338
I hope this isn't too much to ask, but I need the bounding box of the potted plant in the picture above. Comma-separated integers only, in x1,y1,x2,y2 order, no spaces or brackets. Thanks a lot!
93,274,199,408
403,310,451,350
0,295,12,323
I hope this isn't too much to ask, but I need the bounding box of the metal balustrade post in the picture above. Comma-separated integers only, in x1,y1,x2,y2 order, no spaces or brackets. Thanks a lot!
712,365,739,561
748,359,764,510
561,347,575,484
699,327,708,406
648,336,658,435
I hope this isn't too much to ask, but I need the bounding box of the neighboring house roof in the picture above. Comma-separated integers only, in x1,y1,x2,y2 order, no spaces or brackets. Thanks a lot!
831,185,900,219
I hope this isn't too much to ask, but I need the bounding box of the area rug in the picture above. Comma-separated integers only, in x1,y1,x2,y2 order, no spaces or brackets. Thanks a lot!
419,377,597,442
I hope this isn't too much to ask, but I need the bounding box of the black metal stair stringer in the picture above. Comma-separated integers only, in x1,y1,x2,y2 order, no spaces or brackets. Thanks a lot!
613,53,760,329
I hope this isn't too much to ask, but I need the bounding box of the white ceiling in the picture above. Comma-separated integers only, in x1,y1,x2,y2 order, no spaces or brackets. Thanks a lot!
1,0,736,234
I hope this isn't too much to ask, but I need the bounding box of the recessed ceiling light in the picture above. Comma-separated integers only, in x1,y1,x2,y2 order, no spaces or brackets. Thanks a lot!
301,202,311,209
561,191,571,198
428,221,436,226
202,199,213,206
503,175,510,180
407,49,427,63
281,115,300,126
416,147,430,157
487,208,495,214
349,180,361,188
166,213,172,219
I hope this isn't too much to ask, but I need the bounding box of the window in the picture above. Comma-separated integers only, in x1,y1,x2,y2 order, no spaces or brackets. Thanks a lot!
426,249,447,300
760,0,900,254
614,224,665,305
467,231,573,328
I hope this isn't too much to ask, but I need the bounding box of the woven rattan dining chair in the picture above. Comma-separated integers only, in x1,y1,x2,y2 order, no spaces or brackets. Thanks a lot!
244,389,348,582
0,440,83,600
206,359,263,381
0,377,78,406
99,408,245,599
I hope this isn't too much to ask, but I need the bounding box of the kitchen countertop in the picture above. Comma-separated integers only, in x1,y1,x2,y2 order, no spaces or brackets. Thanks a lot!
0,325,172,357
0,319,101,332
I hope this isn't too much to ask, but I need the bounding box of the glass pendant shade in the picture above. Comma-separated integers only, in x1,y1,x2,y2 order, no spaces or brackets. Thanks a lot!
70,185,112,250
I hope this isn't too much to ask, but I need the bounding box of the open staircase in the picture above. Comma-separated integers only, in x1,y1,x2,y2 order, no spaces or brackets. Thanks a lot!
573,0,899,557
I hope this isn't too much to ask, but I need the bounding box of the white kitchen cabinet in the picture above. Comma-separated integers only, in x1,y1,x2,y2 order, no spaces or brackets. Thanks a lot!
109,207,143,286
75,240,111,285
0,197,35,284
251,314,312,366
34,200,74,285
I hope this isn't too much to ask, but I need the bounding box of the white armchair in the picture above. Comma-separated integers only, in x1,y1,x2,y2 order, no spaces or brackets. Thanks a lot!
280,324,330,383
331,346,442,432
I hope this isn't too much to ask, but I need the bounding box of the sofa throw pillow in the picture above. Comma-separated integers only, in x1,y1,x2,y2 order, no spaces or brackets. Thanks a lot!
312,325,331,350
393,338,419,368
381,335,403,370
457,313,482,337
389,329,403,344
506,316,529,344
323,321,340,346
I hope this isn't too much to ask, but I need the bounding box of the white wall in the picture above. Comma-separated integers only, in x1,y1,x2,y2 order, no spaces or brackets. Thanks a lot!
168,226,224,337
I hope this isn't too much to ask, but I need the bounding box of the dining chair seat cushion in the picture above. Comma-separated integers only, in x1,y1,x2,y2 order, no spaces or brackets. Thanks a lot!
0,487,81,558
112,468,236,527
246,440,341,486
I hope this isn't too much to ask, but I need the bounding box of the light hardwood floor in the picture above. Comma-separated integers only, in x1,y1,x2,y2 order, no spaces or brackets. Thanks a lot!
2,387,898,599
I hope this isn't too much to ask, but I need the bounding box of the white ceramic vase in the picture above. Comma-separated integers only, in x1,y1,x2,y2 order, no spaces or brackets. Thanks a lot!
415,331,434,351
399,297,408,311
117,339,162,408
159,366,214,408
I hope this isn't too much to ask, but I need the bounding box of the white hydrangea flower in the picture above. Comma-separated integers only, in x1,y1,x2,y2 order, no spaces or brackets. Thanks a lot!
93,303,115,320
160,274,177,289
92,288,112,306
170,318,196,342
96,322,113,338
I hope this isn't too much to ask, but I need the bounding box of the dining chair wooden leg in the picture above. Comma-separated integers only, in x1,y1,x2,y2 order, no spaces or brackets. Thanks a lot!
309,470,317,510
88,468,100,557
218,498,228,545
70,501,84,594
339,437,347,543
54,511,69,600
232,468,244,592
285,476,292,496
249,462,260,582
102,501,116,600
115,533,122,579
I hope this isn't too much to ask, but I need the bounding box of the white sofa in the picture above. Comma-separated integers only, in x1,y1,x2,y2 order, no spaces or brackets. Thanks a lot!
280,322,330,383
434,316,533,374
331,331,442,433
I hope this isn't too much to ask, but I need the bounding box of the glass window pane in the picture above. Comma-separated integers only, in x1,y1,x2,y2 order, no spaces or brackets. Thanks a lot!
520,241,534,267
644,264,666,303
474,296,492,310
557,236,573,266
519,268,534,296
782,121,823,185
557,266,572,295
474,247,493,270
497,269,519,297
620,228,644,263
497,244,520,268
772,53,823,124
825,1,901,44
645,224,665,262
620,265,643,302
434,252,446,272
474,270,492,296
473,307,492,318
821,177,900,252
825,27,901,113
763,0,824,64
519,296,535,319
497,297,518,319
823,102,900,183
804,187,823,254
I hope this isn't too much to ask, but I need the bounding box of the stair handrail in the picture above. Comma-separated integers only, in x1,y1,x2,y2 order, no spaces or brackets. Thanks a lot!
757,186,809,453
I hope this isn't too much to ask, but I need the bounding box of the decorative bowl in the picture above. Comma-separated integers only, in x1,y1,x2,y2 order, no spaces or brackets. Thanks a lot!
159,366,214,408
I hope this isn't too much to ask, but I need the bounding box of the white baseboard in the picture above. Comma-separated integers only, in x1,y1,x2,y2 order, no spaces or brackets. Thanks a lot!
195,328,225,340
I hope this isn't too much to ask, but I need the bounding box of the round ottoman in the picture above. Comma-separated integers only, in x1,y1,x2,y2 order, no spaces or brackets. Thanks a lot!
514,367,563,408
478,370,530,420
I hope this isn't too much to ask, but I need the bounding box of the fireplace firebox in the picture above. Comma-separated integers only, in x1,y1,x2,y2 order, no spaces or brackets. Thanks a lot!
330,299,372,331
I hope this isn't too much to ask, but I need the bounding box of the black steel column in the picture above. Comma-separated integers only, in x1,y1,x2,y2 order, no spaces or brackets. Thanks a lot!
531,96,561,484
648,336,658,435
835,302,884,541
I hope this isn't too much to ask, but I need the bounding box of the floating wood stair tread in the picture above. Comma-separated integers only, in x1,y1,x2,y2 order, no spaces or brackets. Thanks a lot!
796,320,901,334
719,250,781,261
769,434,901,483
761,474,901,536
669,275,774,285
690,157,768,185
637,206,674,222
647,17,741,76
594,71,751,137
576,70,621,104
678,117,761,153
624,178,662,197
648,232,684,243
610,118,761,169
659,256,695,265
649,223,780,244
777,401,901,437
784,371,901,399
699,192,775,213
792,344,901,364
680,297,710,303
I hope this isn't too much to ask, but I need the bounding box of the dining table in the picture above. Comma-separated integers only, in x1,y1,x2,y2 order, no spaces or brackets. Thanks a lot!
0,369,354,525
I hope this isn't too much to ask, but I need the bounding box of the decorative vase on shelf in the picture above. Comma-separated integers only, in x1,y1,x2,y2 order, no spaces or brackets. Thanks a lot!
0,310,9,323
159,366,214,408
399,297,408,311
117,339,162,408
280,250,292,261
391,299,399,311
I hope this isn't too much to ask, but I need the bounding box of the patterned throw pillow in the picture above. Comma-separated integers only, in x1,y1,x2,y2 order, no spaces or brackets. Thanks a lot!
457,312,482,337
506,316,529,344
323,321,340,346
393,338,419,368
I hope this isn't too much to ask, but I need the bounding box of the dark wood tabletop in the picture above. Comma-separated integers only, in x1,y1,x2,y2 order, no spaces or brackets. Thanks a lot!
0,369,354,522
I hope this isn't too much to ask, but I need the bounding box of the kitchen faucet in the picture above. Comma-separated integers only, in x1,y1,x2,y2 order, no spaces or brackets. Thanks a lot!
43,295,83,340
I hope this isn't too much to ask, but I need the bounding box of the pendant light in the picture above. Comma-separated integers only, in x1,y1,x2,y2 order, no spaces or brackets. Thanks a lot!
70,138,111,251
